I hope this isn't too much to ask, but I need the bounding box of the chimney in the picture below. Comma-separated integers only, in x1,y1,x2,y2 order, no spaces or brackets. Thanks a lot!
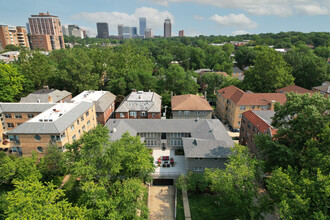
270,100,276,110
43,85,49,90
132,89,137,92
48,96,53,103
171,91,173,99
204,91,207,100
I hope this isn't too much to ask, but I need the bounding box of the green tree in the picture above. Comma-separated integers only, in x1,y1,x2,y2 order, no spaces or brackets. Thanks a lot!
243,46,294,92
284,45,329,89
234,46,257,68
0,154,16,185
200,72,225,94
205,145,264,219
6,181,86,219
0,63,25,102
314,46,330,60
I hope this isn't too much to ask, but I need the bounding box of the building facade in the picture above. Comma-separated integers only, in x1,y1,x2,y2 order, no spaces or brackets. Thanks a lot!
216,85,286,129
0,25,30,50
145,28,153,38
20,88,72,103
171,94,213,119
97,23,109,38
179,30,184,37
139,17,146,36
115,91,162,119
28,12,64,51
164,18,171,38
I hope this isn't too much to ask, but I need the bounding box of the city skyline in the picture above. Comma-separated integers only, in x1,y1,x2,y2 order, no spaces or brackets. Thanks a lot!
0,0,329,37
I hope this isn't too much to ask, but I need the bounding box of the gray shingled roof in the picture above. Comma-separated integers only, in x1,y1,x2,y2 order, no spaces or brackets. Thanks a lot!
105,119,234,158
95,92,116,112
116,92,161,113
0,103,55,113
252,110,275,126
20,89,71,103
7,102,93,135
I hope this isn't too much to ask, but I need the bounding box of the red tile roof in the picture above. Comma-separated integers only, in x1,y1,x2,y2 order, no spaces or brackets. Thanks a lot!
275,85,313,94
243,110,272,133
171,94,213,111
217,86,287,105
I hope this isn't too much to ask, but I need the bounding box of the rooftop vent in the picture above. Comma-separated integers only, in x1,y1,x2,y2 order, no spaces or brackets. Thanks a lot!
137,91,143,94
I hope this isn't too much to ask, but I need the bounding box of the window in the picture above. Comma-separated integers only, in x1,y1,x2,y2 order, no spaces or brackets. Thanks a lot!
96,113,99,118
238,121,241,125
184,111,190,115
15,114,22,118
242,119,246,124
77,119,80,125
72,135,76,141
86,111,89,117
71,125,75,131
240,106,246,111
120,113,124,118
247,123,251,129
140,111,146,116
36,146,44,153
252,106,256,110
152,113,156,118
7,123,14,128
78,130,81,135
202,111,206,115
261,105,269,110
4,113,11,118
178,111,182,115
194,158,203,160
130,111,137,118
60,133,65,140
87,120,90,126
194,166,203,171
51,135,61,142
81,116,84,121
195,111,200,115
27,113,34,118
82,125,86,131
17,123,22,126
34,135,41,141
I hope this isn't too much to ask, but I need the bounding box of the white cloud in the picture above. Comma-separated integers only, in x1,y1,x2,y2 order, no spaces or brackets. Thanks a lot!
210,14,258,29
193,15,205,20
71,7,174,34
231,30,250,36
185,29,203,36
145,0,330,17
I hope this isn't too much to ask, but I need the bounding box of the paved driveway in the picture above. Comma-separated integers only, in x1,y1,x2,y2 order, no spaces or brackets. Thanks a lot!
149,186,175,220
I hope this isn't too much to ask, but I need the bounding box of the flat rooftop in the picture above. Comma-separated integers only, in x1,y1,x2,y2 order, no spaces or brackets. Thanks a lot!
127,91,153,102
71,90,107,103
29,103,79,123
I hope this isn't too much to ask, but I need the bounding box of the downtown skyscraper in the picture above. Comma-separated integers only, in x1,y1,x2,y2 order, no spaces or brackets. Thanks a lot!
139,17,146,36
164,18,171,38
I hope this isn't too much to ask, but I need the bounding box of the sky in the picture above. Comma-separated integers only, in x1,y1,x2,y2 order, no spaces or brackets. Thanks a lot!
1,0,329,37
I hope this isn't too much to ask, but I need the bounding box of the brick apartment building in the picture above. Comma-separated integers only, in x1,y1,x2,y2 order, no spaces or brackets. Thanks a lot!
0,25,29,50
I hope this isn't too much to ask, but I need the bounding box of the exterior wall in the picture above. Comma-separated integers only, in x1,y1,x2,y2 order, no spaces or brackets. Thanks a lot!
59,94,72,103
9,105,97,156
147,112,161,119
239,116,260,154
2,112,41,131
137,132,189,150
0,25,29,49
187,158,228,172
29,35,52,51
16,26,29,48
115,112,129,119
97,101,115,125
115,111,161,119
172,110,212,119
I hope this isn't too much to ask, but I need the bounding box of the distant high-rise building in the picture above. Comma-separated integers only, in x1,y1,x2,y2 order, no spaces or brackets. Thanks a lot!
26,23,30,34
131,27,137,36
122,26,138,39
28,12,64,51
145,28,154,39
62,26,69,36
164,18,171,38
0,25,30,50
97,22,109,38
68,25,79,36
139,17,146,36
179,30,184,37
118,24,123,36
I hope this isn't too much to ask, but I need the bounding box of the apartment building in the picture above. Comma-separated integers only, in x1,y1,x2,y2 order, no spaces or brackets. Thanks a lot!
239,110,276,154
106,119,234,178
171,94,213,119
115,91,162,119
0,25,29,50
275,85,313,94
216,85,286,129
71,91,116,125
28,12,64,51
6,102,97,156
0,103,55,150
20,88,72,103
312,81,330,97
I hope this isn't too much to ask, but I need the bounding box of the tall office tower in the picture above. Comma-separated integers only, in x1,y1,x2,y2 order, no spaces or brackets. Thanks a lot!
145,28,154,39
118,24,123,36
179,30,184,37
131,27,137,36
26,23,30,34
97,22,109,38
139,17,146,36
28,12,64,51
164,18,171,38
0,25,30,50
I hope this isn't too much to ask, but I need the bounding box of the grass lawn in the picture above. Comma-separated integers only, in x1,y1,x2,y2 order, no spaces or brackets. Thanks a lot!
188,194,236,220
62,175,82,204
176,189,185,220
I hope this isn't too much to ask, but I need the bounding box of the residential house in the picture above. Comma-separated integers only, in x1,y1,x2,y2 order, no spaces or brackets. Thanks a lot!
312,81,330,97
106,119,234,179
115,91,162,119
0,103,55,150
216,85,286,129
232,67,244,81
275,85,313,94
171,94,213,119
71,90,116,125
6,102,97,156
239,110,276,154
20,87,72,103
